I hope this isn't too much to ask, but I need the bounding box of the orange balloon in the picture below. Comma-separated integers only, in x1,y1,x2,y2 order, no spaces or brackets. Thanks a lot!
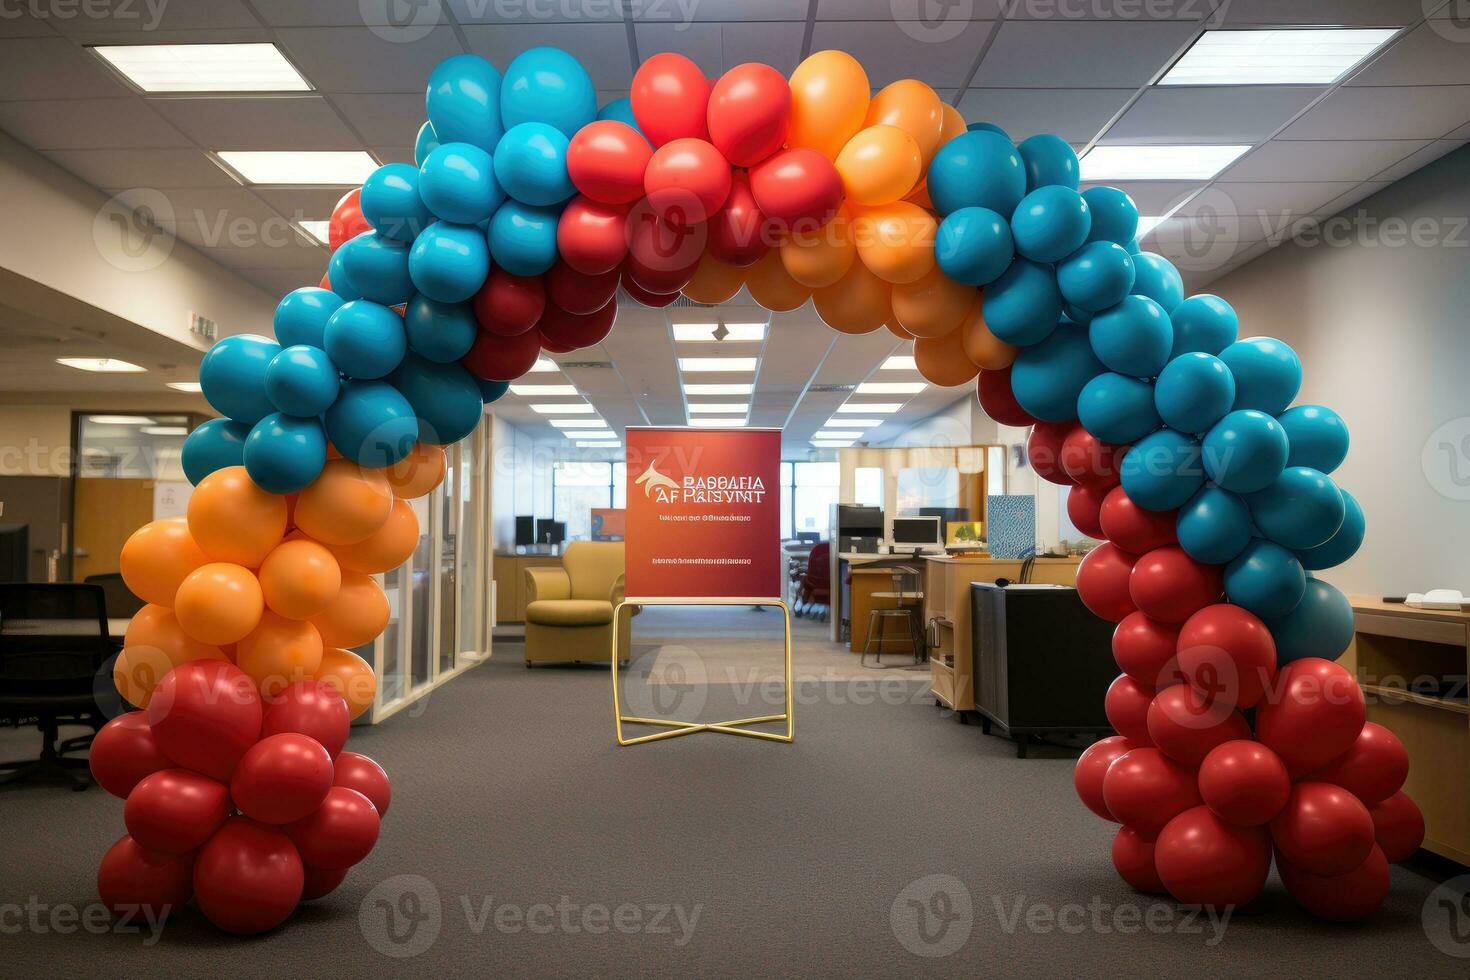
316,648,377,720
259,538,342,620
853,202,937,285
780,208,855,288
237,611,324,698
891,266,979,339
787,49,871,160
835,125,922,207
914,325,982,387
120,516,208,607
865,80,945,168
328,497,419,575
961,295,1018,370
938,103,967,148
309,571,390,649
295,458,393,546
744,248,812,312
186,465,287,567
173,562,264,646
385,443,445,499
125,603,226,664
904,180,935,211
681,251,745,304
813,259,892,336
885,320,916,341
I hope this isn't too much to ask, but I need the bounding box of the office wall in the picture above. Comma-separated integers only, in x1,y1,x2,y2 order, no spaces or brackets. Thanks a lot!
0,393,208,476
489,411,555,551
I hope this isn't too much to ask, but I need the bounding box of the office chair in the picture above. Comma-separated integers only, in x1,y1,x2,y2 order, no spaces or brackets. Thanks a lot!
860,565,925,669
83,572,147,619
798,542,831,621
0,583,111,790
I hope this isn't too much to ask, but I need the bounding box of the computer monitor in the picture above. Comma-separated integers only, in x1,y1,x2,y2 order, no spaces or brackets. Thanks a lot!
536,519,566,545
796,531,820,544
515,516,535,547
0,524,28,581
890,515,942,551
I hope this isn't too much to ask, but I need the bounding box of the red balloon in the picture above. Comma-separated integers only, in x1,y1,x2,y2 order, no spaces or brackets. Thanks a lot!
1102,747,1202,837
976,367,1036,427
194,817,304,935
1176,603,1276,710
461,326,542,382
1198,740,1292,827
644,138,732,226
1104,674,1158,746
546,259,621,315
1270,781,1375,876
125,768,231,855
620,273,680,308
538,298,616,351
97,835,193,919
1278,843,1389,921
1066,482,1106,539
1145,684,1250,767
631,52,711,147
1112,826,1165,893
1059,426,1123,488
1128,546,1221,623
748,147,843,228
1308,722,1409,806
557,196,629,275
1075,734,1135,821
288,786,380,869
301,864,349,901
1369,790,1425,862
231,733,335,825
1077,542,1138,623
707,63,791,167
1112,612,1182,688
90,711,172,799
707,172,770,267
566,120,652,204
328,187,369,251
1155,806,1271,908
472,268,545,337
334,751,391,818
1256,658,1365,777
625,206,704,293
147,660,262,783
1026,421,1073,486
261,679,350,760
1098,485,1176,554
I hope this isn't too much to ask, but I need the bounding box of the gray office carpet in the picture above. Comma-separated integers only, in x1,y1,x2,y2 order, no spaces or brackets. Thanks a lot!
1,640,1465,978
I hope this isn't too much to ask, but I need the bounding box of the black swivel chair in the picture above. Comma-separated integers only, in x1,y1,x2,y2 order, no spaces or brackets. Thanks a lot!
84,572,147,619
0,583,112,790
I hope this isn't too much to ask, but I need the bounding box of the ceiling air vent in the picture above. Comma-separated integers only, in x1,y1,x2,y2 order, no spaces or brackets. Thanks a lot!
671,297,717,308
560,361,613,369
808,384,858,394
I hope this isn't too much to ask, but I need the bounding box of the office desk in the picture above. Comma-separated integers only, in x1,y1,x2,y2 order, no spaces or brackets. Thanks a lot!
5,618,132,642
829,552,929,644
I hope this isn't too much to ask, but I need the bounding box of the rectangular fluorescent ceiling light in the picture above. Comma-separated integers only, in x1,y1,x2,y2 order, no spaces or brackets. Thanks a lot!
88,415,155,425
813,440,855,448
216,151,378,186
142,426,189,436
684,383,753,395
1136,216,1166,238
672,322,766,343
689,418,748,428
687,403,749,414
577,441,621,448
856,382,925,395
167,381,202,393
816,430,865,440
1080,145,1250,182
296,220,330,246
678,357,758,373
92,43,311,93
510,384,578,396
830,418,883,428
58,358,145,373
1159,29,1398,86
881,356,917,371
549,419,606,428
531,403,592,414
529,358,559,373
838,402,901,414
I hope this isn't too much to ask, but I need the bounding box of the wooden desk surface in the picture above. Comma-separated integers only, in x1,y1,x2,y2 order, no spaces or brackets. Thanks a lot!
1351,595,1470,622
923,555,1082,566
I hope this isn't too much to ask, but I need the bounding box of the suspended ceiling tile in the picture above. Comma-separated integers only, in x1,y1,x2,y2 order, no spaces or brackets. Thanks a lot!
958,88,1134,142
1104,86,1325,143
150,96,364,151
0,97,189,149
1279,85,1470,141
818,0,1003,17
807,19,996,89
1220,139,1431,182
447,0,624,24
330,92,427,146
0,36,130,100
970,19,1198,89
1217,0,1425,25
1370,138,1468,181
465,22,634,87
54,147,239,188
44,0,261,34
272,25,466,94
1081,180,1202,213
1182,181,1366,217
1004,0,1213,18
647,0,810,19
720,22,805,75
1347,23,1470,86
633,22,722,76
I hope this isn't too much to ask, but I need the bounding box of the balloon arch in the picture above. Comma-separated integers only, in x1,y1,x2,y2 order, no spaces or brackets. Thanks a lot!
93,47,1416,933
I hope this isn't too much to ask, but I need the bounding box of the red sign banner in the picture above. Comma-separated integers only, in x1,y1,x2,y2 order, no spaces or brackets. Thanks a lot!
624,427,781,600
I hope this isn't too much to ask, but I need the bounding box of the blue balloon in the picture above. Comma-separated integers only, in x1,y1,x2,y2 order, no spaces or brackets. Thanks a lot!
389,354,483,445
181,418,249,485
982,258,1062,346
338,231,414,306
1297,488,1364,570
361,163,432,243
1009,321,1102,422
1057,241,1134,312
1219,336,1301,415
413,120,440,168
494,121,574,207
324,379,419,468
403,294,477,363
1062,303,1093,326
326,247,363,302
927,131,1026,218
1202,409,1288,494
1088,295,1172,378
1155,352,1235,434
935,207,1014,286
410,221,492,302
1119,428,1206,511
597,97,641,133
1267,577,1355,664
199,334,280,425
1224,538,1306,619
1176,485,1253,565
1169,293,1237,358
1082,186,1139,246
419,142,503,225
324,300,408,380
1010,185,1090,263
426,54,503,153
477,378,510,403
488,201,559,276
242,413,327,495
1248,466,1345,551
1017,133,1079,191
1278,404,1349,474
1077,372,1159,445
500,46,597,139
966,121,1010,139
265,345,340,418
274,287,342,349
1123,238,1140,255
1129,252,1184,313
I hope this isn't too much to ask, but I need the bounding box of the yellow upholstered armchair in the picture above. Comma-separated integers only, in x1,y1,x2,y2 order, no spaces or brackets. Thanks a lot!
523,541,631,666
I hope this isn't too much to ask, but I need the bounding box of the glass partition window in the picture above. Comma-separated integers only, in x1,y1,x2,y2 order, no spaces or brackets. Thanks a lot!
896,467,961,514
75,413,193,478
854,467,884,509
792,461,839,537
552,461,614,541
779,463,793,539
